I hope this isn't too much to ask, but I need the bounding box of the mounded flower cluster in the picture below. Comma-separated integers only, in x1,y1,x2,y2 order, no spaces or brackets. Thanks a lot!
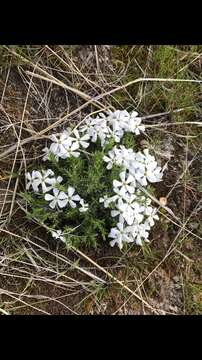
100,146,162,249
42,110,145,161
25,109,164,249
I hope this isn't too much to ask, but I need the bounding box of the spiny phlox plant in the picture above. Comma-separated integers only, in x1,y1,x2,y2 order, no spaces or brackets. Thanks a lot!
24,110,165,250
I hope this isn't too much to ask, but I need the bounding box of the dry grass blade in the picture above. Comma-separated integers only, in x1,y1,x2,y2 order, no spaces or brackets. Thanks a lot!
25,71,104,109
71,246,159,314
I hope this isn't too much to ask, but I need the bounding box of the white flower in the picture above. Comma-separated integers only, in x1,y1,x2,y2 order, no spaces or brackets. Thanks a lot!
107,109,144,136
52,176,63,187
79,110,144,149
59,141,80,159
79,199,89,213
123,193,137,204
129,154,146,175
127,149,163,186
42,147,53,162
45,188,68,209
79,118,94,133
135,223,150,245
113,186,127,201
49,132,72,157
72,129,90,149
103,146,125,168
146,164,163,183
134,149,153,169
144,206,159,227
26,170,63,193
94,125,110,147
143,148,157,161
130,202,145,223
109,222,133,250
34,169,62,193
103,149,117,170
26,171,40,192
52,230,66,243
108,127,124,143
111,198,135,225
99,195,114,208
82,116,110,147
49,130,83,159
127,112,145,135
108,109,130,132
133,162,163,186
132,169,147,186
113,171,136,194
65,186,81,208
116,146,135,168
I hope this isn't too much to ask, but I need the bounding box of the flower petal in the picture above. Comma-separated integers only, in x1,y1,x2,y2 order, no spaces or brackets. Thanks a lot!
50,134,58,142
126,185,135,194
72,151,80,158
117,240,123,250
127,174,135,184
50,143,58,154
58,199,68,208
79,206,88,213
53,188,59,197
109,228,119,238
111,210,120,218
136,237,142,246
58,191,68,200
113,180,122,188
45,177,56,185
72,194,80,201
107,163,113,170
119,171,126,182
42,182,48,193
26,182,31,190
73,129,80,139
80,141,89,149
46,169,54,177
103,155,110,162
81,133,90,141
32,182,40,192
68,186,75,197
45,193,54,201
110,239,117,247
49,199,57,209
57,176,63,183
35,171,42,179
69,200,77,208
71,142,80,151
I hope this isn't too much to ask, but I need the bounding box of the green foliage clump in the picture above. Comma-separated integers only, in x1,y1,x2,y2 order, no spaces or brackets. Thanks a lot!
22,137,136,249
